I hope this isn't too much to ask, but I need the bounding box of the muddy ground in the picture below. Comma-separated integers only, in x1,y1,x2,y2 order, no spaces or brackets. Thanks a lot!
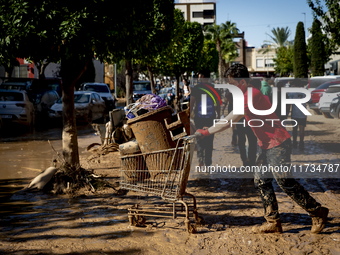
0,113,340,254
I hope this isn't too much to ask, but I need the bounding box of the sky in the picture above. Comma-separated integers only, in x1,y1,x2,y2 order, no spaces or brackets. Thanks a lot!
215,0,317,48
176,0,318,48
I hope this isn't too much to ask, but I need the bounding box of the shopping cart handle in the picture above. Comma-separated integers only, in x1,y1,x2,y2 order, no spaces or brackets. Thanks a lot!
183,134,199,140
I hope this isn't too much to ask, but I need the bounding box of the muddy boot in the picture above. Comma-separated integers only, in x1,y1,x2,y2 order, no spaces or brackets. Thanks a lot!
311,207,329,234
299,141,304,150
252,219,283,234
292,140,298,148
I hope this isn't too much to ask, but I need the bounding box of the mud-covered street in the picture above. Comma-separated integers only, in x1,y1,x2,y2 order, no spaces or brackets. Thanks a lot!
0,113,340,254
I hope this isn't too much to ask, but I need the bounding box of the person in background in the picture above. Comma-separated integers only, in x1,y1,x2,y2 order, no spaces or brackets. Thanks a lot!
195,64,329,234
274,81,288,121
287,80,307,149
235,78,258,166
261,77,272,98
190,81,220,167
268,79,275,88
225,83,238,146
183,78,191,102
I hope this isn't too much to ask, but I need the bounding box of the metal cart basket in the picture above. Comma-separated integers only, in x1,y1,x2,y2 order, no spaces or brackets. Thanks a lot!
120,136,202,233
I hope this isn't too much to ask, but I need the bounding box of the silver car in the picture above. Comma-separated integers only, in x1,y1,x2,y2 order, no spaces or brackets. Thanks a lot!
0,89,35,130
49,91,106,123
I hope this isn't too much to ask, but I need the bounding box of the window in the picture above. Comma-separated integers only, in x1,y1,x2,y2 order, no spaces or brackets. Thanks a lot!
237,49,240,55
0,92,24,101
203,9,214,19
74,94,90,103
192,12,203,18
83,84,110,93
325,86,340,93
256,59,264,68
265,59,275,67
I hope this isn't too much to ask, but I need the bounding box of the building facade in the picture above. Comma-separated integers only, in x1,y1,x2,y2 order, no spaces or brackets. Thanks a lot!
246,46,276,76
175,0,216,28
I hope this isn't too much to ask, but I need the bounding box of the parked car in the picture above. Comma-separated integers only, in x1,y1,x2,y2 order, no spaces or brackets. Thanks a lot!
318,84,340,118
309,80,340,114
132,81,152,102
0,80,32,91
29,90,60,122
274,77,294,87
0,89,35,130
49,91,106,123
330,95,340,119
79,83,116,111
158,87,176,107
306,75,340,91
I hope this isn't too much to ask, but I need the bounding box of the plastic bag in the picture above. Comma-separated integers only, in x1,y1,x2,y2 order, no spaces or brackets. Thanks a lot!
124,94,167,119
136,94,167,111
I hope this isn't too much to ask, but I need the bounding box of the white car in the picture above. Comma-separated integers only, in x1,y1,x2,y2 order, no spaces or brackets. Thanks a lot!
49,91,106,122
79,83,116,111
0,89,35,130
306,76,340,91
274,77,294,87
318,84,340,118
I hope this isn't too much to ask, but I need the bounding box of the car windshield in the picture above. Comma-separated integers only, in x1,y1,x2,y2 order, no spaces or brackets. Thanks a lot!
133,83,151,91
316,81,340,90
278,79,293,85
83,84,109,93
56,94,90,104
0,92,24,101
1,84,27,90
74,94,90,103
325,86,340,93
310,78,336,89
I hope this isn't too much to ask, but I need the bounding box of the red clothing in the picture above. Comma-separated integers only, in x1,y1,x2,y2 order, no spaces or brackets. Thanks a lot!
244,88,290,150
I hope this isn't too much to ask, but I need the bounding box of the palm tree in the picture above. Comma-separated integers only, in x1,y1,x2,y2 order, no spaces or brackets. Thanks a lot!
260,27,292,54
205,21,239,79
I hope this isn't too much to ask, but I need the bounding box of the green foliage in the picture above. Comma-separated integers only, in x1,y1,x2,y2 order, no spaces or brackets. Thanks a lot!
75,58,96,89
0,0,175,166
310,19,327,76
0,0,174,66
205,21,239,78
155,9,204,76
308,0,340,55
199,39,219,74
273,46,294,76
294,22,308,78
265,27,291,48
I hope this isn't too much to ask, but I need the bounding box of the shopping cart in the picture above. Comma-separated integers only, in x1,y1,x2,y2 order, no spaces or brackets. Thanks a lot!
120,136,202,233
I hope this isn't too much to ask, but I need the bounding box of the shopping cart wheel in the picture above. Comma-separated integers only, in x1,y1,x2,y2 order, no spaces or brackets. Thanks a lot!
185,219,197,234
194,214,204,225
135,215,146,226
187,224,197,234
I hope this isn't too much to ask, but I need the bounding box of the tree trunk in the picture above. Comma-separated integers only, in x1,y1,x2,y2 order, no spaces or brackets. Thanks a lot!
61,57,88,167
216,40,224,80
35,61,49,80
147,65,156,94
174,74,181,112
125,60,133,106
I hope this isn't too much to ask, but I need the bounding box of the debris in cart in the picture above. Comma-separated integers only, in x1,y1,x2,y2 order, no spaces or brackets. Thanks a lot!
120,136,201,233
125,94,167,119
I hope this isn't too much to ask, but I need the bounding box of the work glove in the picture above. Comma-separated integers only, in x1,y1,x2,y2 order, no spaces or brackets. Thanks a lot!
195,129,210,137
